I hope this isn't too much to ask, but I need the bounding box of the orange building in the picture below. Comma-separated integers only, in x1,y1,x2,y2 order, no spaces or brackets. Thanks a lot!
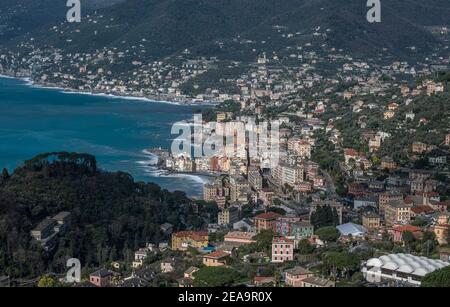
171,231,209,251
254,212,281,233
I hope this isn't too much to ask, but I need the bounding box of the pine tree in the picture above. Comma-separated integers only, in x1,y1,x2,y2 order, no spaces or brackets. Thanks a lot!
1,168,9,180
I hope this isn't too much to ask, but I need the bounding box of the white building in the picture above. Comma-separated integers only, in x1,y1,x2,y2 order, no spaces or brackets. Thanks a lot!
362,253,449,286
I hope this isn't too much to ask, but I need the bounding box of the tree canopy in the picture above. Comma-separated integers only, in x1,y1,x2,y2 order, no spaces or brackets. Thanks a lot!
316,226,340,242
193,267,241,287
421,266,450,287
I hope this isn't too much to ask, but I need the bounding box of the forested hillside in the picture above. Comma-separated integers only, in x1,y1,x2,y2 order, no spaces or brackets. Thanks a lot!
2,0,449,60
0,152,206,278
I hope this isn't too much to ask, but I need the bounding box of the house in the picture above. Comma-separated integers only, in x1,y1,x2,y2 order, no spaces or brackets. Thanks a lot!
218,206,240,226
387,102,399,110
202,250,230,267
284,267,314,287
429,156,447,165
301,276,335,287
276,216,302,236
433,213,450,245
445,134,450,146
381,157,397,170
259,189,275,206
384,200,412,226
224,231,256,245
439,247,450,262
233,218,255,232
171,231,209,251
254,276,276,286
391,225,422,243
354,198,377,209
161,258,176,273
132,248,148,268
178,266,199,287
362,212,381,230
89,269,113,287
348,182,365,197
411,142,428,154
291,221,314,240
254,212,281,233
410,205,434,218
344,148,360,164
379,191,403,216
52,211,71,234
271,237,294,263
383,110,395,120
184,266,199,279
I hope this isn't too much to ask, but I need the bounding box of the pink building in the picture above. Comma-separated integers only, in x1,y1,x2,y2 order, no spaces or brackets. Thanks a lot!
391,225,422,243
271,237,294,263
285,266,314,287
89,269,113,287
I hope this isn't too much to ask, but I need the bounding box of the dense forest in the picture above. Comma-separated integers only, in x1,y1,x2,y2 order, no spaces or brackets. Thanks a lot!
0,152,206,278
2,0,450,60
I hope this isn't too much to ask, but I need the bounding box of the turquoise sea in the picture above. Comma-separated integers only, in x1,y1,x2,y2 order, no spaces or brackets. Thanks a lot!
0,76,208,197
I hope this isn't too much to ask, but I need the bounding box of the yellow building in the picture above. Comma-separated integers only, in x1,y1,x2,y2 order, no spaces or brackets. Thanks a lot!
203,183,221,202
218,206,240,226
202,250,230,267
384,200,411,226
434,213,449,245
383,111,395,120
362,212,381,230
171,231,209,251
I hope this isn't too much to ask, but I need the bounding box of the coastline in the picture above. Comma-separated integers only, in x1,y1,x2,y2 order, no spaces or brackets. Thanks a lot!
140,149,215,186
0,73,214,196
0,73,218,107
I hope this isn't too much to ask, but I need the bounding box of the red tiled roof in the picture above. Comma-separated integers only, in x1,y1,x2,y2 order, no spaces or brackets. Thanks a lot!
272,236,294,244
345,149,358,156
203,250,229,259
255,212,281,220
411,205,434,214
393,225,421,233
224,231,256,241
173,231,208,241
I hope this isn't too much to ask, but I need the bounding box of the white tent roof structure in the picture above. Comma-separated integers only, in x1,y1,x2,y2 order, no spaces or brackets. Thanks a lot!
336,222,368,236
366,253,449,277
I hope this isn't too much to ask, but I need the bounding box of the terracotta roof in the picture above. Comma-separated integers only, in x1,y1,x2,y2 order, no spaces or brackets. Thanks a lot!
254,276,275,282
411,205,434,214
224,231,256,241
272,236,294,244
345,148,359,156
203,250,230,259
173,231,208,241
393,225,422,233
254,212,281,220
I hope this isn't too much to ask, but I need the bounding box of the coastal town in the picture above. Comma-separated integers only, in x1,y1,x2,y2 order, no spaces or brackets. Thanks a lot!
0,1,449,289
5,64,447,287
